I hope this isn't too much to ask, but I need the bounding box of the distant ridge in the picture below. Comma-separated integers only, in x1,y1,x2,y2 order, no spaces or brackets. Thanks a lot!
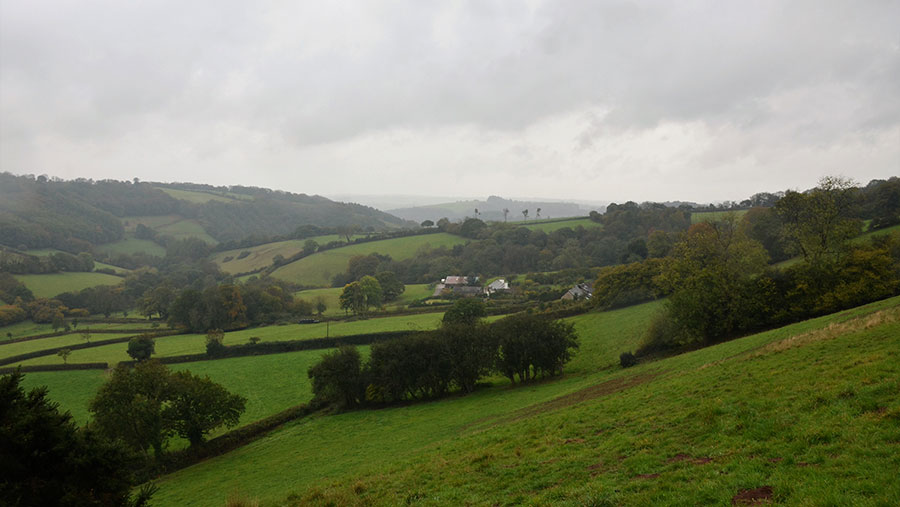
387,195,605,223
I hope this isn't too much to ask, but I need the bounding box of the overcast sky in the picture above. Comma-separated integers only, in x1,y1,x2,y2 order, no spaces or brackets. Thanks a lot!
1,1,897,204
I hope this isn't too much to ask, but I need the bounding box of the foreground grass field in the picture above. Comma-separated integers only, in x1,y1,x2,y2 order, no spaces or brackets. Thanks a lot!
270,233,467,287
12,272,124,298
150,296,900,506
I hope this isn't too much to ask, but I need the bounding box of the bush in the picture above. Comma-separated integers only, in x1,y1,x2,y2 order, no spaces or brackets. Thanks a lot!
619,351,637,368
206,329,226,356
127,335,155,361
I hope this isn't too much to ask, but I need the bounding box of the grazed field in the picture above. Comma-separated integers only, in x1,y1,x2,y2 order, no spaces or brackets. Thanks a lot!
149,296,900,506
10,312,450,368
270,233,467,287
514,217,601,232
95,236,167,257
12,272,124,298
294,284,433,317
690,209,749,224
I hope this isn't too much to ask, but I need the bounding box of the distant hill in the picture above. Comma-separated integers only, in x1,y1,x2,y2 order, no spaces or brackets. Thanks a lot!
387,195,604,223
0,173,414,251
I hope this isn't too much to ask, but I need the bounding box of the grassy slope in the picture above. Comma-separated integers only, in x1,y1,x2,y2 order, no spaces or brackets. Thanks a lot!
294,284,432,317
271,233,467,287
211,235,365,275
13,272,124,298
151,297,900,506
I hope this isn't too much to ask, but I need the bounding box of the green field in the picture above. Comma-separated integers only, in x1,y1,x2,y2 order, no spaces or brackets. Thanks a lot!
10,312,449,368
122,215,218,244
513,217,601,232
691,209,749,224
147,296,900,505
17,347,346,430
0,332,137,361
24,247,134,273
157,187,244,204
95,236,167,257
295,284,433,317
0,321,160,342
13,272,124,298
271,233,468,287
211,235,365,275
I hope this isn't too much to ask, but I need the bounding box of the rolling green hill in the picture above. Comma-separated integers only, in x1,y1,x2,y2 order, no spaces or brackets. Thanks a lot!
270,233,468,287
146,296,900,505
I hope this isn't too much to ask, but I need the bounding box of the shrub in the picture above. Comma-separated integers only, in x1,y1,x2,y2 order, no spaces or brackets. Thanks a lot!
206,329,226,356
619,351,637,368
127,335,155,361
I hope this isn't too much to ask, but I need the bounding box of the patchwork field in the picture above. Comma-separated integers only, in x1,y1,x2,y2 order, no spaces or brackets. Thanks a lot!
271,233,468,287
147,296,900,506
12,272,124,298
211,234,365,275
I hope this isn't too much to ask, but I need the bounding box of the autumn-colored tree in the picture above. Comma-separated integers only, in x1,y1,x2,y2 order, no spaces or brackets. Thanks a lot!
656,217,770,344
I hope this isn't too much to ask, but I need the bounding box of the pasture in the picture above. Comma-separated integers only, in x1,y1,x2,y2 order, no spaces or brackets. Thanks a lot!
270,233,467,287
12,272,124,298
516,217,600,232
690,209,749,224
294,284,433,317
157,187,245,204
95,236,167,257
122,215,218,244
9,312,449,368
149,296,900,505
211,234,365,275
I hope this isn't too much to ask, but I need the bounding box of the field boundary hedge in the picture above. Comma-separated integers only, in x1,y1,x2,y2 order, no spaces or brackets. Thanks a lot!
121,330,419,366
153,401,321,476
0,362,108,374
1,328,167,345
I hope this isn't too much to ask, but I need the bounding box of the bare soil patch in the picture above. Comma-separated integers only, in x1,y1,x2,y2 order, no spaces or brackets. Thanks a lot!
732,486,773,505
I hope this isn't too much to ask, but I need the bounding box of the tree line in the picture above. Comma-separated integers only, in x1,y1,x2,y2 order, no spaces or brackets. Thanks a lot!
308,300,579,408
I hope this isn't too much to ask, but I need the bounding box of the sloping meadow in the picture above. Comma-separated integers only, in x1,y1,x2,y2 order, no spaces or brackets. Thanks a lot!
150,296,900,505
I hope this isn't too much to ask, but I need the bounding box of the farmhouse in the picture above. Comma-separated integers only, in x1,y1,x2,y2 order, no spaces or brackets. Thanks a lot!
561,283,593,301
486,278,510,295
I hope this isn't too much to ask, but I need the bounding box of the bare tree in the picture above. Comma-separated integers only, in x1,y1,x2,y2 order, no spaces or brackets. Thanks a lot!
503,208,509,222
